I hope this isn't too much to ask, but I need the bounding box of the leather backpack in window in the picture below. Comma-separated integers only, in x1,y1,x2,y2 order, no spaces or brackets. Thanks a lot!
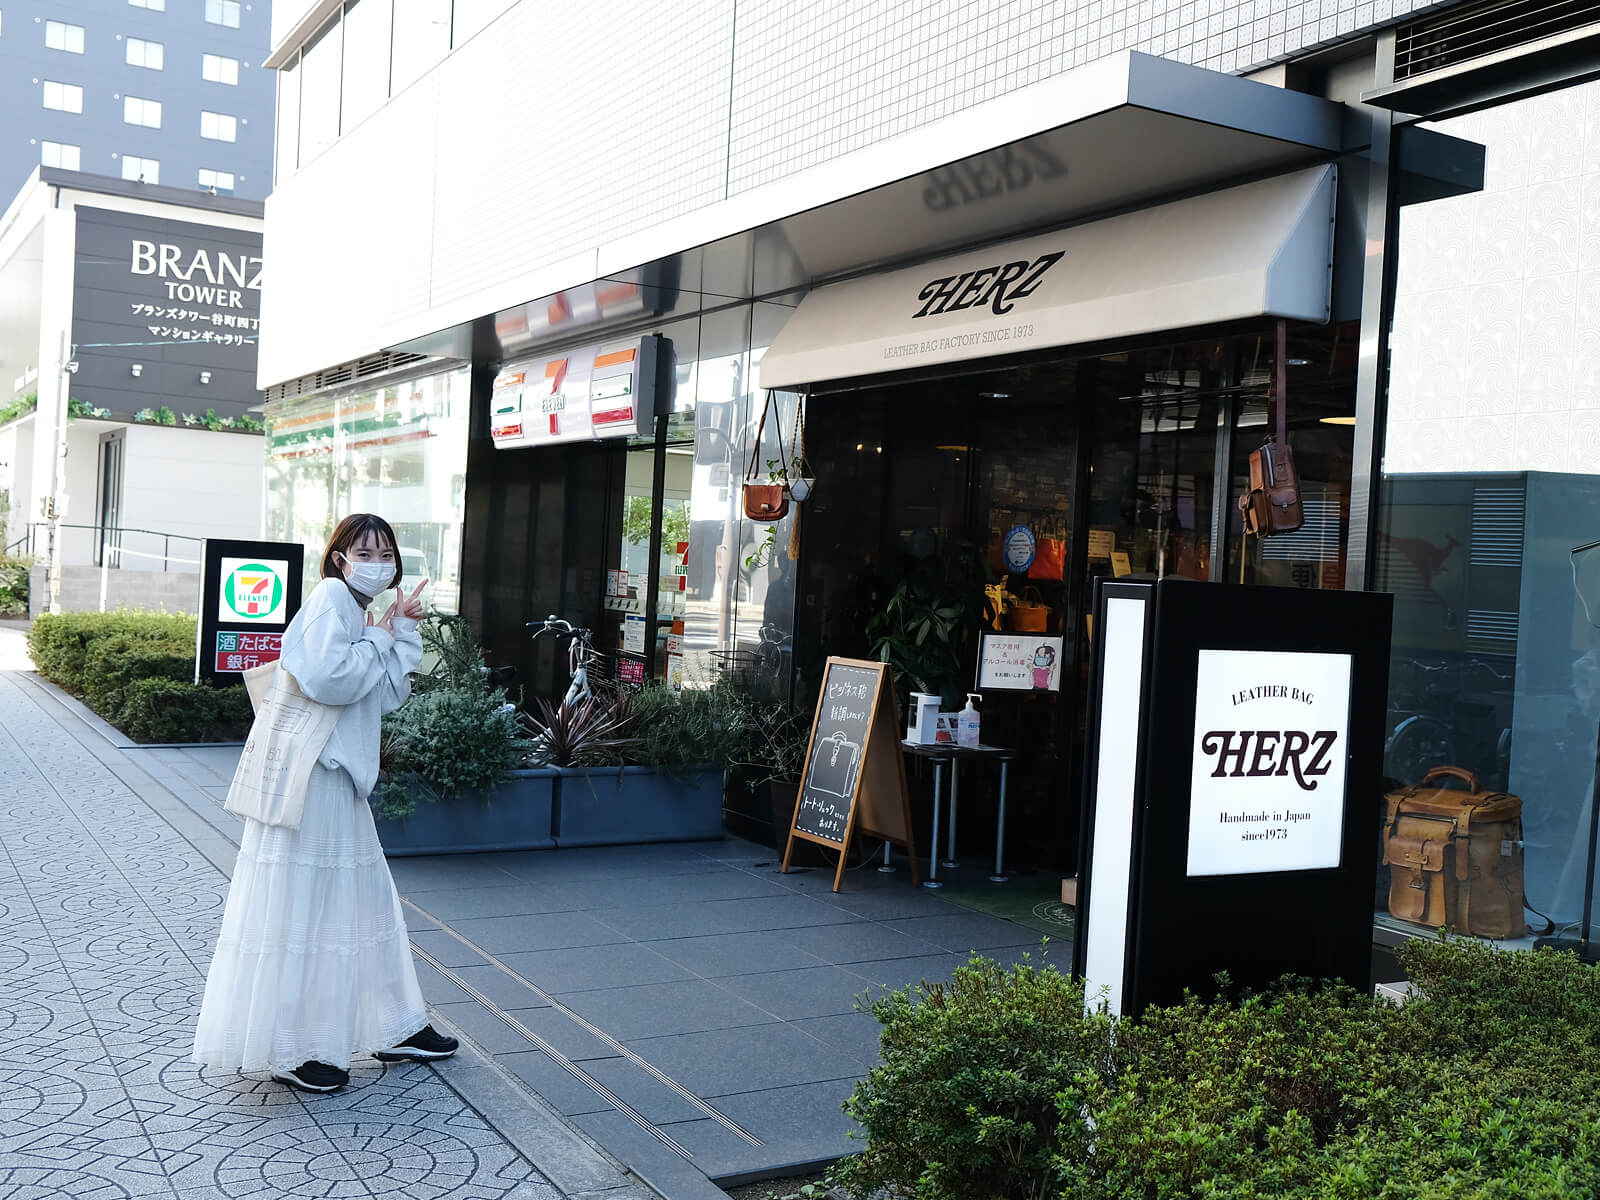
1238,321,1304,537
1381,765,1551,940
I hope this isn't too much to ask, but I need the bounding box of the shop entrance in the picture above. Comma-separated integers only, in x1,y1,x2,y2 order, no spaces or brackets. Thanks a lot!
791,326,1358,873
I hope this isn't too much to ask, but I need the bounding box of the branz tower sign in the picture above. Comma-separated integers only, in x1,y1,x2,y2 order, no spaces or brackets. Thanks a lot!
1073,580,1392,1017
71,207,263,421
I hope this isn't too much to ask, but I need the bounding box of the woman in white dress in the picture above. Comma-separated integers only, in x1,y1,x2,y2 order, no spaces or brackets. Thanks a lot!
193,513,458,1093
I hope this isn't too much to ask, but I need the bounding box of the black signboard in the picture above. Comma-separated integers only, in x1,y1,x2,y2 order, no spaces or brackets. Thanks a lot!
71,207,263,421
784,657,919,890
195,539,305,685
1072,579,1392,1017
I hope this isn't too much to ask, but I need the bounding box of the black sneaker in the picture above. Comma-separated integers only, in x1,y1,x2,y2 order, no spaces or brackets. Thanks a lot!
375,1025,458,1062
272,1061,349,1093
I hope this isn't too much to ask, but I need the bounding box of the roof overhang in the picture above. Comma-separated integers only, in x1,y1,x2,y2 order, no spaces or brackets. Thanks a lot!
760,165,1337,391
392,51,1350,365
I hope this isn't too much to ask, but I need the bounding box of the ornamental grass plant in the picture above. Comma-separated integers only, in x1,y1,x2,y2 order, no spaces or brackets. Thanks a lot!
829,937,1600,1200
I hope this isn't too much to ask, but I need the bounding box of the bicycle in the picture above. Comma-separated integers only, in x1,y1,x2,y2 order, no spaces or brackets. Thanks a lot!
525,615,601,711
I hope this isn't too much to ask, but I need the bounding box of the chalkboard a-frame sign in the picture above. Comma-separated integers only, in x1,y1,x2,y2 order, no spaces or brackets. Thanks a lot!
783,657,919,892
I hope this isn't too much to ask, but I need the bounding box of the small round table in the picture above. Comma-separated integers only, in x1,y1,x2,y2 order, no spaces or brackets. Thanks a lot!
899,741,1017,888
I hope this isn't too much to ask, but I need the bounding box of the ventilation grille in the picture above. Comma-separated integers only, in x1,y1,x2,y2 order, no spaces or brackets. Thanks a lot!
1260,498,1344,563
264,351,429,403
1469,487,1525,568
1466,609,1520,642
1395,0,1600,81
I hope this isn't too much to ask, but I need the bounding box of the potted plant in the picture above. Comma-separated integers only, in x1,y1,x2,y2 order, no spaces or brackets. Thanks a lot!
867,540,996,711
723,694,811,849
532,683,732,847
371,614,552,855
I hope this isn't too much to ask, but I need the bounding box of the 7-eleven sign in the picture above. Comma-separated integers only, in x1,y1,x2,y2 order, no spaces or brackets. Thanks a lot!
217,557,289,624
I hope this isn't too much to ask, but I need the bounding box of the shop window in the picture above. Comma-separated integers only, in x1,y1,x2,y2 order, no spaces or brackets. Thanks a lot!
43,80,83,113
339,0,391,132
120,154,158,183
202,52,238,84
40,140,79,170
275,58,300,181
1376,83,1600,953
127,37,164,69
390,0,451,93
46,20,84,53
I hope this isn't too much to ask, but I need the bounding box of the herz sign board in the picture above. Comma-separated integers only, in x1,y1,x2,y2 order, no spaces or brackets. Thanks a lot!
784,658,919,891
1072,579,1391,1018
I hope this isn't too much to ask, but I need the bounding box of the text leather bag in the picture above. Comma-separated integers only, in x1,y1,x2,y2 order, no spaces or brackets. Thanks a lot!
1238,321,1305,537
743,391,790,523
1382,765,1549,940
224,660,341,830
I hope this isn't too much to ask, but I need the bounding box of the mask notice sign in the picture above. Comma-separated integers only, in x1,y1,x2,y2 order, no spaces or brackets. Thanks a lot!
1186,649,1352,877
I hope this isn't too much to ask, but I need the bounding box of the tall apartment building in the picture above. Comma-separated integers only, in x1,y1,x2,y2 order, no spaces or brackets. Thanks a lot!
0,0,274,200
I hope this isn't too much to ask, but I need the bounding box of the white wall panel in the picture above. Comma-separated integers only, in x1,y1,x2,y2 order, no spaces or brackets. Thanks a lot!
260,0,1449,386
120,425,264,549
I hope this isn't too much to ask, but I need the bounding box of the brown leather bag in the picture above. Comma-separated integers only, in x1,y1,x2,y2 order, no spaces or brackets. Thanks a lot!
743,392,790,523
1238,321,1304,537
1382,765,1534,939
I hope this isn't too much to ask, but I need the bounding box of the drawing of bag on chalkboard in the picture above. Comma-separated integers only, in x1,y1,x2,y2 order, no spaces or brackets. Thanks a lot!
809,731,861,798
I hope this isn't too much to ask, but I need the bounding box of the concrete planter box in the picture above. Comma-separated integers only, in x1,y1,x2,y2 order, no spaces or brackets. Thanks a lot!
372,769,557,856
553,765,724,847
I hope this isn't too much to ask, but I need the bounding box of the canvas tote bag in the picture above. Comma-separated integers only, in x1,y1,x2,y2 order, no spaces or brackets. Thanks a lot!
223,660,341,830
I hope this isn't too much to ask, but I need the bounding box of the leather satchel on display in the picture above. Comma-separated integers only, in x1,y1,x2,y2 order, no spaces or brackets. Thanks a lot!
225,660,341,831
1238,320,1305,537
743,391,791,523
1381,765,1540,940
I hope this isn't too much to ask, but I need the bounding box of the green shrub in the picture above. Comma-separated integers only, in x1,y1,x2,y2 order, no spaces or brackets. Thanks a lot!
81,633,195,717
120,677,251,743
830,951,1102,1200
0,554,29,617
380,686,531,814
29,611,195,696
830,939,1600,1200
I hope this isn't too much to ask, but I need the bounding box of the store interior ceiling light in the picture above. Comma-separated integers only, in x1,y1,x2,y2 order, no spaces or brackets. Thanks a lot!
1320,415,1357,425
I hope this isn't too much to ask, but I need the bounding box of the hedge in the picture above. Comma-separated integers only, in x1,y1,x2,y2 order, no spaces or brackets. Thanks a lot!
28,611,251,743
830,937,1600,1200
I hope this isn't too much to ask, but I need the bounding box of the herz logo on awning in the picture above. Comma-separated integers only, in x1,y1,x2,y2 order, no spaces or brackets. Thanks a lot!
912,251,1064,319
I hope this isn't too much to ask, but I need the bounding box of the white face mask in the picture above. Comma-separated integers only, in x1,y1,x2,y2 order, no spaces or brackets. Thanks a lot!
337,553,395,596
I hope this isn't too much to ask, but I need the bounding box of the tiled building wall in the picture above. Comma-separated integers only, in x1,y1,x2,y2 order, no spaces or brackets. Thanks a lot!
260,0,1451,385
1386,82,1600,473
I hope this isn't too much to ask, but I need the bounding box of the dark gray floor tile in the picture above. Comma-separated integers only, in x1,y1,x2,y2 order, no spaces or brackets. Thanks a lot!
444,963,553,1011
882,912,1042,953
591,894,857,940
622,1024,863,1095
714,965,878,1021
432,1000,539,1055
406,884,575,922
577,1057,714,1125
447,911,631,954
505,1006,622,1061
406,928,490,968
499,1049,615,1116
500,942,695,993
571,1110,728,1200
558,978,777,1039
647,931,830,977
702,1077,862,1167
845,952,965,990
388,858,522,892
778,921,945,965
791,1012,885,1064
820,888,966,920
547,870,796,910
413,957,474,1005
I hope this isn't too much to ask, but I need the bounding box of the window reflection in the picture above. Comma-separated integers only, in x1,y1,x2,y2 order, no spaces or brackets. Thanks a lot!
390,0,451,93
298,14,342,165
340,0,391,134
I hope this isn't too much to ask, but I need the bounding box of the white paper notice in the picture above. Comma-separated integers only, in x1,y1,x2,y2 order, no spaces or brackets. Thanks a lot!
1186,649,1352,877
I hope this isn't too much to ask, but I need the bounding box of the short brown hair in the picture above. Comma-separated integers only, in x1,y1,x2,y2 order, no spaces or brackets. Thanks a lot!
321,513,403,588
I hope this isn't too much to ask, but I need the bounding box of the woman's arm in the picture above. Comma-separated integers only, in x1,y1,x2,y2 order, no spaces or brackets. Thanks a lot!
281,581,405,707
376,616,424,714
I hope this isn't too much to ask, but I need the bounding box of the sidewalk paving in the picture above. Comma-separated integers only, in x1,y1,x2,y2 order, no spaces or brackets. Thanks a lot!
2,655,1062,1198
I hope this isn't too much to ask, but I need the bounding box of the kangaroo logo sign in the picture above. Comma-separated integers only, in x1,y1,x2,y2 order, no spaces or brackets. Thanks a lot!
1186,649,1353,877
217,558,288,623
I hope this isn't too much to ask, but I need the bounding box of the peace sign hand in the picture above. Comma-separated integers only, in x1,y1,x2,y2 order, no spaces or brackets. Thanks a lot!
399,578,428,622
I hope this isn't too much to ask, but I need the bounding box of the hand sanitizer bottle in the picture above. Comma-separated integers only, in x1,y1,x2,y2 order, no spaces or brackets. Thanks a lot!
957,693,982,748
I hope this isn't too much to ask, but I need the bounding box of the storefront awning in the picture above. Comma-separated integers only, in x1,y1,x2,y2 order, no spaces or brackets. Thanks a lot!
759,165,1336,391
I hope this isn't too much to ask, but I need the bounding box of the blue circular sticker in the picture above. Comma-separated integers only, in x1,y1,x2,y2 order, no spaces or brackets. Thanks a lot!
1002,525,1036,573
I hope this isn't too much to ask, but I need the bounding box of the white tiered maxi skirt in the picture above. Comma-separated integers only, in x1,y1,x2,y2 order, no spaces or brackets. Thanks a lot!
192,763,427,1072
